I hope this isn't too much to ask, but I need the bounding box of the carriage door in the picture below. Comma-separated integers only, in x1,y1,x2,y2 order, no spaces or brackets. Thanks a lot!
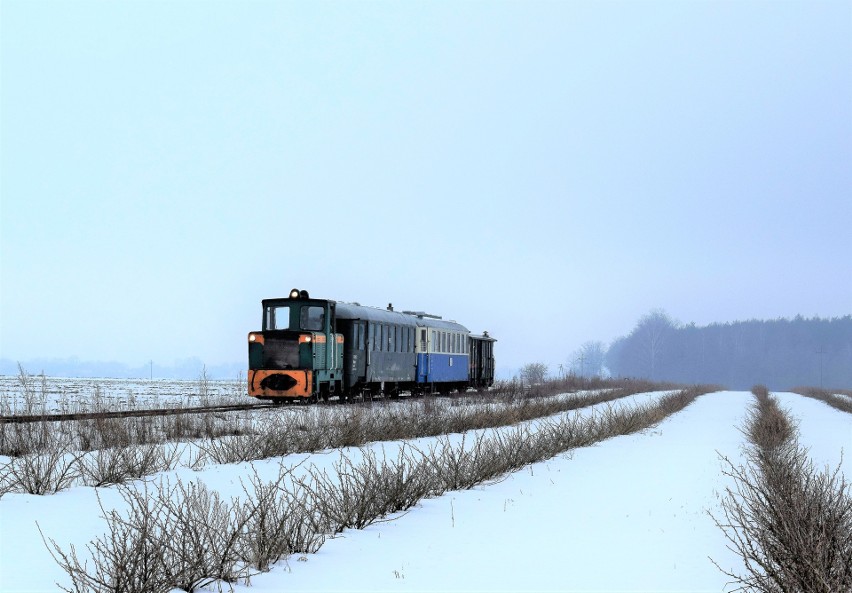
418,328,429,382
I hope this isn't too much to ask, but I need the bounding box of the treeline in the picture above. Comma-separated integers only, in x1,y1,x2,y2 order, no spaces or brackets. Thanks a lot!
606,311,852,390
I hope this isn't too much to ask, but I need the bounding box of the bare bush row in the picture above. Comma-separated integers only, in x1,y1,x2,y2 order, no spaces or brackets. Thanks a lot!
0,410,254,458
45,387,709,592
195,382,695,466
1,377,675,459
489,375,687,401
1,382,694,496
713,385,852,592
793,386,852,415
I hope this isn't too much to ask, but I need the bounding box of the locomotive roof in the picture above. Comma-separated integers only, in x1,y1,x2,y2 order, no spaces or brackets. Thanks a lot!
334,301,469,332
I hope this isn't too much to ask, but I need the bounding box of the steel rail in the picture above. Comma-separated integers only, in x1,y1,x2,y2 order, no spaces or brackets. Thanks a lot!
0,403,272,424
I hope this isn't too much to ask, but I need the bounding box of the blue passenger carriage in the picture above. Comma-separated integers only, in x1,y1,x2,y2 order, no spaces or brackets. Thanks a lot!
411,314,470,393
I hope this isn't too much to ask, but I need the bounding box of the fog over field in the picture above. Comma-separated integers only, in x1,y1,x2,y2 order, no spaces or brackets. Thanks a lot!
2,2,850,378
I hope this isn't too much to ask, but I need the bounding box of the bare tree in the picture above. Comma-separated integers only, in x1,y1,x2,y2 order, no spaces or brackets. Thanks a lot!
570,341,607,378
519,363,548,386
634,309,676,379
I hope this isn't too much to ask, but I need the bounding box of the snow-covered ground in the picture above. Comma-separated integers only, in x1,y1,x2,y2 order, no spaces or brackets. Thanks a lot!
1,390,849,592
0,376,246,414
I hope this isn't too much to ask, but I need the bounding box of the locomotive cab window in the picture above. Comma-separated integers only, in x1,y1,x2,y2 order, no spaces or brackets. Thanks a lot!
265,305,291,330
300,306,325,331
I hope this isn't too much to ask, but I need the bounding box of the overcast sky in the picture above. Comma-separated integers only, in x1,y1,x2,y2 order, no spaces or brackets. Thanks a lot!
2,1,850,376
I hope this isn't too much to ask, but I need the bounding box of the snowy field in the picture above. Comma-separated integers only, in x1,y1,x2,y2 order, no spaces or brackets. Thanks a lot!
0,389,849,592
0,375,246,414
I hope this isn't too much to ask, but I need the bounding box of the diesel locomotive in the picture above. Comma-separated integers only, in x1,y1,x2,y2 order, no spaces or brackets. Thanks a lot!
248,289,495,402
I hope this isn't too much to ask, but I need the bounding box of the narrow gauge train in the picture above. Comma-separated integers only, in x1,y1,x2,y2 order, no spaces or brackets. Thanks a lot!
248,289,495,402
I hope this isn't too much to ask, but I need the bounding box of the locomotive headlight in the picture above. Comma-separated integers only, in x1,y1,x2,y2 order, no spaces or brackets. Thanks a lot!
249,333,257,342
289,288,300,299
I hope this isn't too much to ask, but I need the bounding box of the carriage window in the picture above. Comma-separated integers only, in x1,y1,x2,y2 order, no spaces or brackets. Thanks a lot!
300,306,324,331
265,305,290,330
421,329,427,352
389,325,396,352
432,330,438,353
369,324,375,351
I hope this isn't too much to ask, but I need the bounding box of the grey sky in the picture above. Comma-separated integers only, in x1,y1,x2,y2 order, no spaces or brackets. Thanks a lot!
2,1,850,375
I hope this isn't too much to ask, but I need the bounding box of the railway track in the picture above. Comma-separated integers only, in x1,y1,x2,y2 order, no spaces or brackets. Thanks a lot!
0,390,495,424
0,387,558,425
0,403,273,424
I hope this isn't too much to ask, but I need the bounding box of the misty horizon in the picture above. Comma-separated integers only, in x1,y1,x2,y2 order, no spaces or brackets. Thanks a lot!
4,311,848,387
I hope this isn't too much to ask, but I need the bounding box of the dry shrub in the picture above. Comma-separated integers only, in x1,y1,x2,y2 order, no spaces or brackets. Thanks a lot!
44,478,257,593
240,465,326,571
415,433,505,493
715,447,852,592
0,440,82,495
42,484,175,593
80,444,183,487
304,446,433,532
712,388,852,592
793,387,852,415
156,479,253,591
